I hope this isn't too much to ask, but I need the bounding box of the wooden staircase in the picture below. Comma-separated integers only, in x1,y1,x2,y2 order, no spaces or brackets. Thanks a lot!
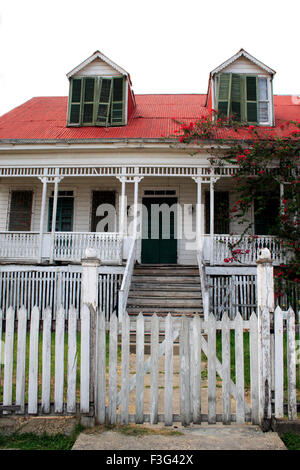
126,264,203,317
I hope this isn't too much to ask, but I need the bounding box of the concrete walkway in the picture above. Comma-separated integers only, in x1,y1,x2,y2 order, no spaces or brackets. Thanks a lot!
72,423,286,450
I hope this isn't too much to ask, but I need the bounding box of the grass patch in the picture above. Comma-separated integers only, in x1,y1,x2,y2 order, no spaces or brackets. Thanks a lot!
280,432,300,450
0,423,83,450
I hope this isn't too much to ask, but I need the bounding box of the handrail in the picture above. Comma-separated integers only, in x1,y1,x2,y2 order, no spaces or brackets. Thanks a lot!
118,237,136,322
197,251,209,321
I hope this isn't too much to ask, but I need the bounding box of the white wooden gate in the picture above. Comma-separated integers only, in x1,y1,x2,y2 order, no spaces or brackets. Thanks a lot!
96,311,259,425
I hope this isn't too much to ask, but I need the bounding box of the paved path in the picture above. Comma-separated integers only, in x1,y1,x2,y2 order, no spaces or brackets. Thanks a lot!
72,424,286,450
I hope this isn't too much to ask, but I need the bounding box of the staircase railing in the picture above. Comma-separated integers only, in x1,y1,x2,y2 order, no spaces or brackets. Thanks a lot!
197,251,209,320
118,237,137,321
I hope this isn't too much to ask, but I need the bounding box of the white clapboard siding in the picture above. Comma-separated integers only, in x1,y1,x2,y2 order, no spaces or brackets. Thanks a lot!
28,307,40,414
15,307,27,414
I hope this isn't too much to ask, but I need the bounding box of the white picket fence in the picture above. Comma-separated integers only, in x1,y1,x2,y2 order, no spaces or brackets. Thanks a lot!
0,305,298,425
0,266,123,320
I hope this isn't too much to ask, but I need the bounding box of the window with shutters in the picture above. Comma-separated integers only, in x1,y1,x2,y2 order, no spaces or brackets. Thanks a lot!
68,76,126,126
8,191,33,231
216,73,272,125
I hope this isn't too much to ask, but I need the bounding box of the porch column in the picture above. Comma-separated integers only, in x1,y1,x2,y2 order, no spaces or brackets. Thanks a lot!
117,176,127,236
50,175,64,264
209,177,219,265
133,176,143,238
38,176,48,263
192,176,203,253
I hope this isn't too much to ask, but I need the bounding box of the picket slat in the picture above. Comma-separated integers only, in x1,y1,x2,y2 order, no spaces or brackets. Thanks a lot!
54,307,65,413
249,312,259,424
16,307,27,414
67,307,78,414
164,313,174,426
96,311,106,424
287,308,297,420
120,311,130,425
221,312,231,424
28,307,40,414
180,315,191,426
108,312,118,424
150,314,159,425
80,304,90,414
0,310,3,391
136,313,145,424
274,306,284,418
3,307,15,412
208,313,216,424
235,312,245,423
191,314,201,424
41,307,52,414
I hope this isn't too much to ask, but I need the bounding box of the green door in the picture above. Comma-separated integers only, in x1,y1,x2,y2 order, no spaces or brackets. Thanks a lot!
141,197,177,264
48,197,74,232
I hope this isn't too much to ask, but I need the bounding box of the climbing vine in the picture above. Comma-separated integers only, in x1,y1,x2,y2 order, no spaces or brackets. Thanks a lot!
173,113,300,285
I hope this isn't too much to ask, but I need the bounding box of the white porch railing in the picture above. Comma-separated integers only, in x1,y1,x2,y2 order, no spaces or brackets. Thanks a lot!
53,232,123,264
213,235,286,265
0,232,40,260
118,237,136,321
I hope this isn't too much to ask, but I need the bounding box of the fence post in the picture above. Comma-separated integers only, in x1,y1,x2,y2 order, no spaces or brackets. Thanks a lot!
256,248,274,430
81,248,101,427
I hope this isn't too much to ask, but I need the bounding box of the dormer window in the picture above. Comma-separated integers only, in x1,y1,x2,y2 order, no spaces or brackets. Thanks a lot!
68,76,126,126
216,73,272,125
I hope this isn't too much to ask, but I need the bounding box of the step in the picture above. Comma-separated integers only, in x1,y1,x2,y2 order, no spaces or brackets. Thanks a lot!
128,290,202,298
134,268,199,275
127,307,203,315
130,283,201,291
127,296,202,306
131,275,200,283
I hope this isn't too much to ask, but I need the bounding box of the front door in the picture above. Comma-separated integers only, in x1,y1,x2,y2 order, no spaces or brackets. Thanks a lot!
48,195,74,232
141,197,177,264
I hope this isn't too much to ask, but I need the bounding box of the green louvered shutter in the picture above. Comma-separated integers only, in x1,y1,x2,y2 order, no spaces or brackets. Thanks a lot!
69,78,82,124
82,78,96,123
96,78,112,125
217,73,231,117
246,76,258,123
230,74,242,121
111,77,125,124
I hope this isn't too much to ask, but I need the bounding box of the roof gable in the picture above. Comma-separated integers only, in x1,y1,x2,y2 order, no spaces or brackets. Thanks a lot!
211,49,276,76
66,51,129,79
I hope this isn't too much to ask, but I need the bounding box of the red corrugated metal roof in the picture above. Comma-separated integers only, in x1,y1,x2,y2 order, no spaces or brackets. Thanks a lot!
0,94,299,141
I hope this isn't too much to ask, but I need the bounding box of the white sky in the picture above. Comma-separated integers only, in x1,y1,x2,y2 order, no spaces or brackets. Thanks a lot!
0,0,299,116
